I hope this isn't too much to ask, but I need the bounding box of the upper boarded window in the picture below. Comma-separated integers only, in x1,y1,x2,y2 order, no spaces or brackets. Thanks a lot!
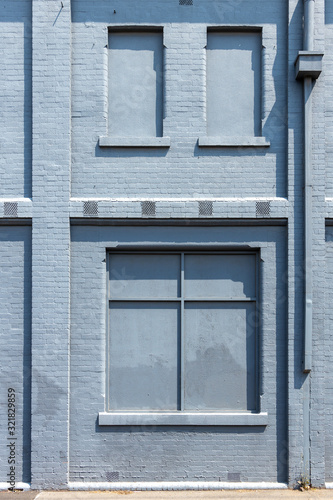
108,30,163,137
107,251,258,413
206,31,261,137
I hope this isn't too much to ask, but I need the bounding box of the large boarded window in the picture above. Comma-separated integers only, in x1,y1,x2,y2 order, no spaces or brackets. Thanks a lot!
206,31,261,137
108,30,163,137
107,251,258,413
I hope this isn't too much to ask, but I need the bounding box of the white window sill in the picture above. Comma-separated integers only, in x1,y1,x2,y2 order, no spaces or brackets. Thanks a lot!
99,136,171,148
98,411,268,426
198,136,270,147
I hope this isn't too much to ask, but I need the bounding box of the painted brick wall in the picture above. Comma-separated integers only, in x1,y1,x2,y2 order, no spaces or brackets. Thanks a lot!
0,0,32,198
71,0,287,199
286,0,305,486
325,228,333,481
69,225,287,483
0,0,331,490
0,227,31,485
30,0,71,489
308,0,326,486
326,0,333,198
325,0,333,484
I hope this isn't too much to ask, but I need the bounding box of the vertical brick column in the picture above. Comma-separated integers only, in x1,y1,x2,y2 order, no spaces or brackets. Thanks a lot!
31,0,71,488
287,0,306,486
288,0,326,487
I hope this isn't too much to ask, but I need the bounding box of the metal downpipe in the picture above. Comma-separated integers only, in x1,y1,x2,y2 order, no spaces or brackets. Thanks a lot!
303,0,314,375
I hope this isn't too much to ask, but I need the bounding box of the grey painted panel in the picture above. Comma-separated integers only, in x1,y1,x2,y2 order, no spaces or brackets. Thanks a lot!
109,253,180,298
206,32,261,137
108,31,163,137
184,254,256,298
184,302,256,411
109,302,179,410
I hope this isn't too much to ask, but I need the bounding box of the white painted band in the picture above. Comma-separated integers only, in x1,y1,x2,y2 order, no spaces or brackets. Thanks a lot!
0,482,30,490
68,481,288,491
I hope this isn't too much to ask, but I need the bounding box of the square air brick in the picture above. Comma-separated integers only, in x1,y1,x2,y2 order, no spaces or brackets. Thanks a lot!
106,471,119,482
4,202,18,217
228,472,241,482
83,201,98,216
141,201,156,216
256,201,270,216
199,201,213,216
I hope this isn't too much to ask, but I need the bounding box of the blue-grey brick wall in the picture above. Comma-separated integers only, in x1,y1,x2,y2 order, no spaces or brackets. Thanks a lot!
286,0,305,486
325,227,333,481
309,0,326,486
0,227,31,485
0,0,32,198
69,225,287,483
325,0,333,484
325,0,333,199
30,0,71,489
71,0,287,199
0,0,332,490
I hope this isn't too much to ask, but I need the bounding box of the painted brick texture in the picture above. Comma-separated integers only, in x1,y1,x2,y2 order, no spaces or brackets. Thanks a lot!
325,0,333,484
71,0,287,199
0,0,32,198
0,0,332,490
0,227,31,485
30,0,71,489
69,225,287,483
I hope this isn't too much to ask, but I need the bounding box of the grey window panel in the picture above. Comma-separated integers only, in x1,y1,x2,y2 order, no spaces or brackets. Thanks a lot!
108,302,180,411
109,253,180,298
184,302,257,411
107,251,259,418
184,253,256,299
108,31,163,137
206,32,261,137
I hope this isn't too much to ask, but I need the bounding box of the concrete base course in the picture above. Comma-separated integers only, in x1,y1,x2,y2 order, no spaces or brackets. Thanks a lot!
1,489,333,500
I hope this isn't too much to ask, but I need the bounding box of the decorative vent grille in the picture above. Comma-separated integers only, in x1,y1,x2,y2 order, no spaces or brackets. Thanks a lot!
179,0,193,4
228,472,241,482
4,202,18,217
256,201,270,216
83,201,98,216
199,201,213,216
106,471,119,482
141,201,156,216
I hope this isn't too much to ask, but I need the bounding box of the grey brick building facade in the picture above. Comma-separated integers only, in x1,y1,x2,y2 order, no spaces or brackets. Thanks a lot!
0,0,332,491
